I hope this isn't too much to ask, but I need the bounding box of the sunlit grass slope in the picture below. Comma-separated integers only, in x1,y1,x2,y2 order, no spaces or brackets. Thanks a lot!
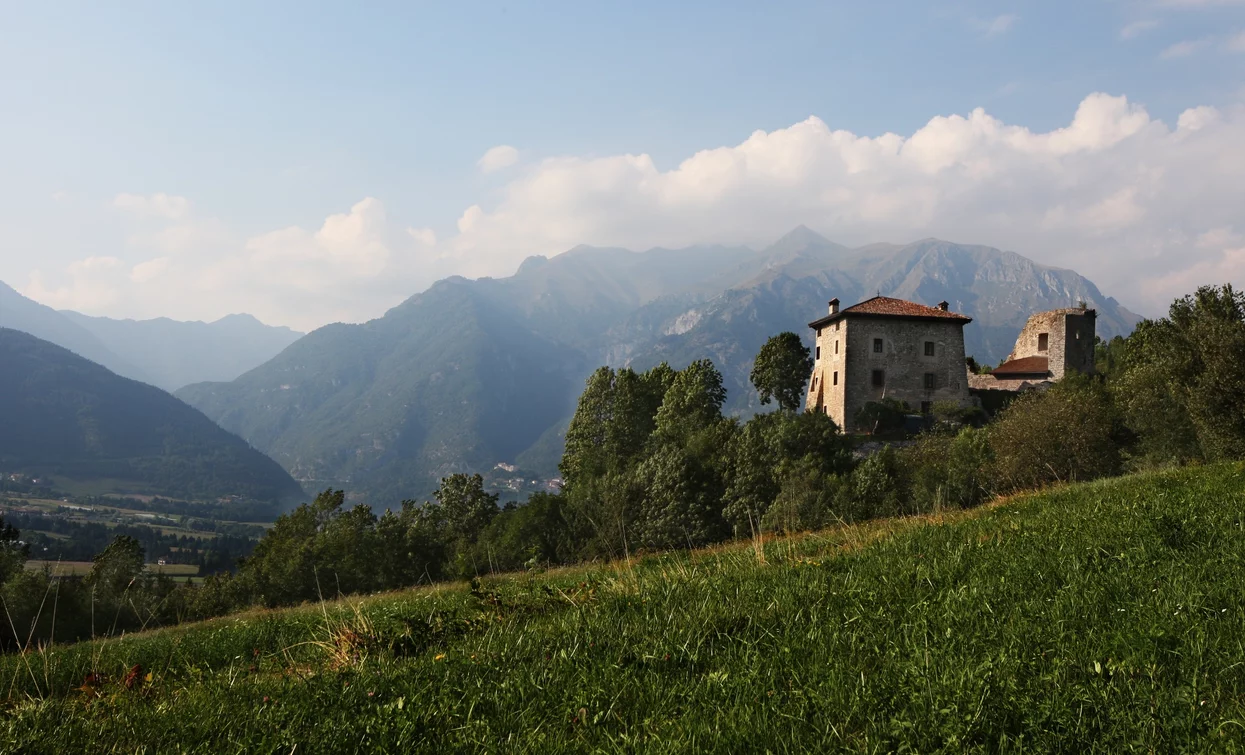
4,463,1245,753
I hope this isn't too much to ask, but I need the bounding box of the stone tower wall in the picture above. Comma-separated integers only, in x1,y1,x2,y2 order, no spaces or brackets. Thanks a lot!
1006,308,1097,379
841,318,971,431
807,318,849,429
807,315,972,431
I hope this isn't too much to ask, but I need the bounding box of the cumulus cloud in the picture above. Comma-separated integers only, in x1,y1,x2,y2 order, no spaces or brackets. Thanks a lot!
979,14,1019,37
1120,20,1160,39
21,91,1245,327
434,92,1245,314
1161,38,1212,58
130,257,170,284
477,145,519,173
113,192,191,219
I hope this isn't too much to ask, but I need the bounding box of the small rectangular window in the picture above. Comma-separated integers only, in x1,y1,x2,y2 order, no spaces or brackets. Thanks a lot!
921,401,932,415
832,371,838,386
1038,333,1049,351
873,338,883,353
835,322,840,331
924,372,936,390
924,341,935,357
835,340,839,354
815,346,821,359
872,369,884,387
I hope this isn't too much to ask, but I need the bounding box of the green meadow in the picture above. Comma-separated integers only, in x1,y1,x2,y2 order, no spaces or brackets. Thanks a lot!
3,463,1245,753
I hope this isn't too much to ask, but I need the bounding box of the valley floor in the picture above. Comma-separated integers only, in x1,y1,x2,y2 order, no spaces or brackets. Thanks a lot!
3,463,1245,753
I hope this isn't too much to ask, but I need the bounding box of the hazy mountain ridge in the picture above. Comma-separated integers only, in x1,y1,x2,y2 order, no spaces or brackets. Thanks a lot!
0,328,304,507
177,229,1143,501
61,310,303,391
0,280,302,392
177,279,585,502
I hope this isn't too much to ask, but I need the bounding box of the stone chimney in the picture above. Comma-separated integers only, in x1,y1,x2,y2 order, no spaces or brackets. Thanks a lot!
828,298,840,315
937,301,949,311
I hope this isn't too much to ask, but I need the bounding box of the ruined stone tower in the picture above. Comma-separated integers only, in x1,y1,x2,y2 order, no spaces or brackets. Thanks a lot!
997,306,1097,380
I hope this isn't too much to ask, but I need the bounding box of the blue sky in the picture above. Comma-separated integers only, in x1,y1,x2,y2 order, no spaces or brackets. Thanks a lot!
3,1,1244,328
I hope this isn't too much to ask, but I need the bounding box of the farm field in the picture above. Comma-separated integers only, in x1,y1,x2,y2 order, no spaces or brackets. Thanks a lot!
2,463,1245,752
23,561,200,577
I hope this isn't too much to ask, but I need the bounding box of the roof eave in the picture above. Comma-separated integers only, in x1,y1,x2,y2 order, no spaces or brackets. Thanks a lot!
808,312,973,329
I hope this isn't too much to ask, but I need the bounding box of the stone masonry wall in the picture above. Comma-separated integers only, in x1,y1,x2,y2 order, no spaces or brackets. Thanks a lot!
841,318,971,431
807,318,848,429
1007,308,1097,379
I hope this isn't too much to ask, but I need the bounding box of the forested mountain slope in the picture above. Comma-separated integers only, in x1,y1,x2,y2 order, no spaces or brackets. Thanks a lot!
0,328,304,507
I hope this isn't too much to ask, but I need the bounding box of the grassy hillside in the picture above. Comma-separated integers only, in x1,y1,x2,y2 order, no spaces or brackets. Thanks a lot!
4,463,1244,752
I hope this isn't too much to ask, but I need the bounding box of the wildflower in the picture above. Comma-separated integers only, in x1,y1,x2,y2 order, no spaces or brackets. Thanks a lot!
434,653,446,661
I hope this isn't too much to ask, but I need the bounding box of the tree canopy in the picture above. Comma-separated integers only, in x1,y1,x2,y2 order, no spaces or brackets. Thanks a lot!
750,332,814,412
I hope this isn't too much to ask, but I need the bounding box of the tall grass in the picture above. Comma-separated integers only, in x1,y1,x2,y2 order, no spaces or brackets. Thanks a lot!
2,463,1245,752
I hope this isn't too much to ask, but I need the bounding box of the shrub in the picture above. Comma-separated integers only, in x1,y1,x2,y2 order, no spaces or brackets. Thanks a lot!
990,373,1121,492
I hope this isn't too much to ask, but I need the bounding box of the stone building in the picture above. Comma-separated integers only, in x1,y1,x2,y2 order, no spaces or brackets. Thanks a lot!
805,296,974,431
968,306,1097,391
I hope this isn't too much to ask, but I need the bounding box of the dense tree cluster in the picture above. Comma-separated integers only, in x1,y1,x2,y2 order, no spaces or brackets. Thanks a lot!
3,285,1244,651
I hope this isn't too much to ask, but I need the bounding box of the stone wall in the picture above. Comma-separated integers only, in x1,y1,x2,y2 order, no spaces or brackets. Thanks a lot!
1006,308,1097,379
807,318,848,427
808,315,972,430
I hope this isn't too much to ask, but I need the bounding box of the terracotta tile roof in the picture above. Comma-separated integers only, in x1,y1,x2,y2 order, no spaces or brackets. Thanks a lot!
992,356,1050,376
809,296,972,328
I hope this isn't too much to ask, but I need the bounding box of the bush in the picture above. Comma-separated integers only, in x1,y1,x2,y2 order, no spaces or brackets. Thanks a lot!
990,373,1121,492
904,427,995,512
761,459,845,534
840,446,910,521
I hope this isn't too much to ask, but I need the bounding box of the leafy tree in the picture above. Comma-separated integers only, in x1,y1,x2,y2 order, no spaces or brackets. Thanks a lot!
240,489,346,606
87,535,145,597
750,332,814,411
635,443,727,550
374,501,450,587
560,364,674,492
904,427,994,511
475,493,574,572
723,410,853,532
654,359,727,442
434,473,499,544
1113,284,1245,463
761,458,846,534
0,516,28,586
990,373,1122,491
560,367,616,489
841,446,910,521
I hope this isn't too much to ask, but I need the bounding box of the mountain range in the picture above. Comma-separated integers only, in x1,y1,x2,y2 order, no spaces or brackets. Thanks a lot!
174,228,1142,504
0,281,302,392
0,328,304,507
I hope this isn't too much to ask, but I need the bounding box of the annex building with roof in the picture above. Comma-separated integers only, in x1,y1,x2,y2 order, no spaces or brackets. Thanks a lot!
968,306,1097,392
804,296,974,431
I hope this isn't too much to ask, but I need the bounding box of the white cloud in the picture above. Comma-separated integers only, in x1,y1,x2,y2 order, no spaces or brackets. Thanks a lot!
434,93,1245,315
1160,38,1211,58
1228,30,1245,51
113,192,191,220
981,13,1019,37
408,227,437,246
477,145,520,173
130,257,170,284
21,92,1245,327
1120,20,1160,39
